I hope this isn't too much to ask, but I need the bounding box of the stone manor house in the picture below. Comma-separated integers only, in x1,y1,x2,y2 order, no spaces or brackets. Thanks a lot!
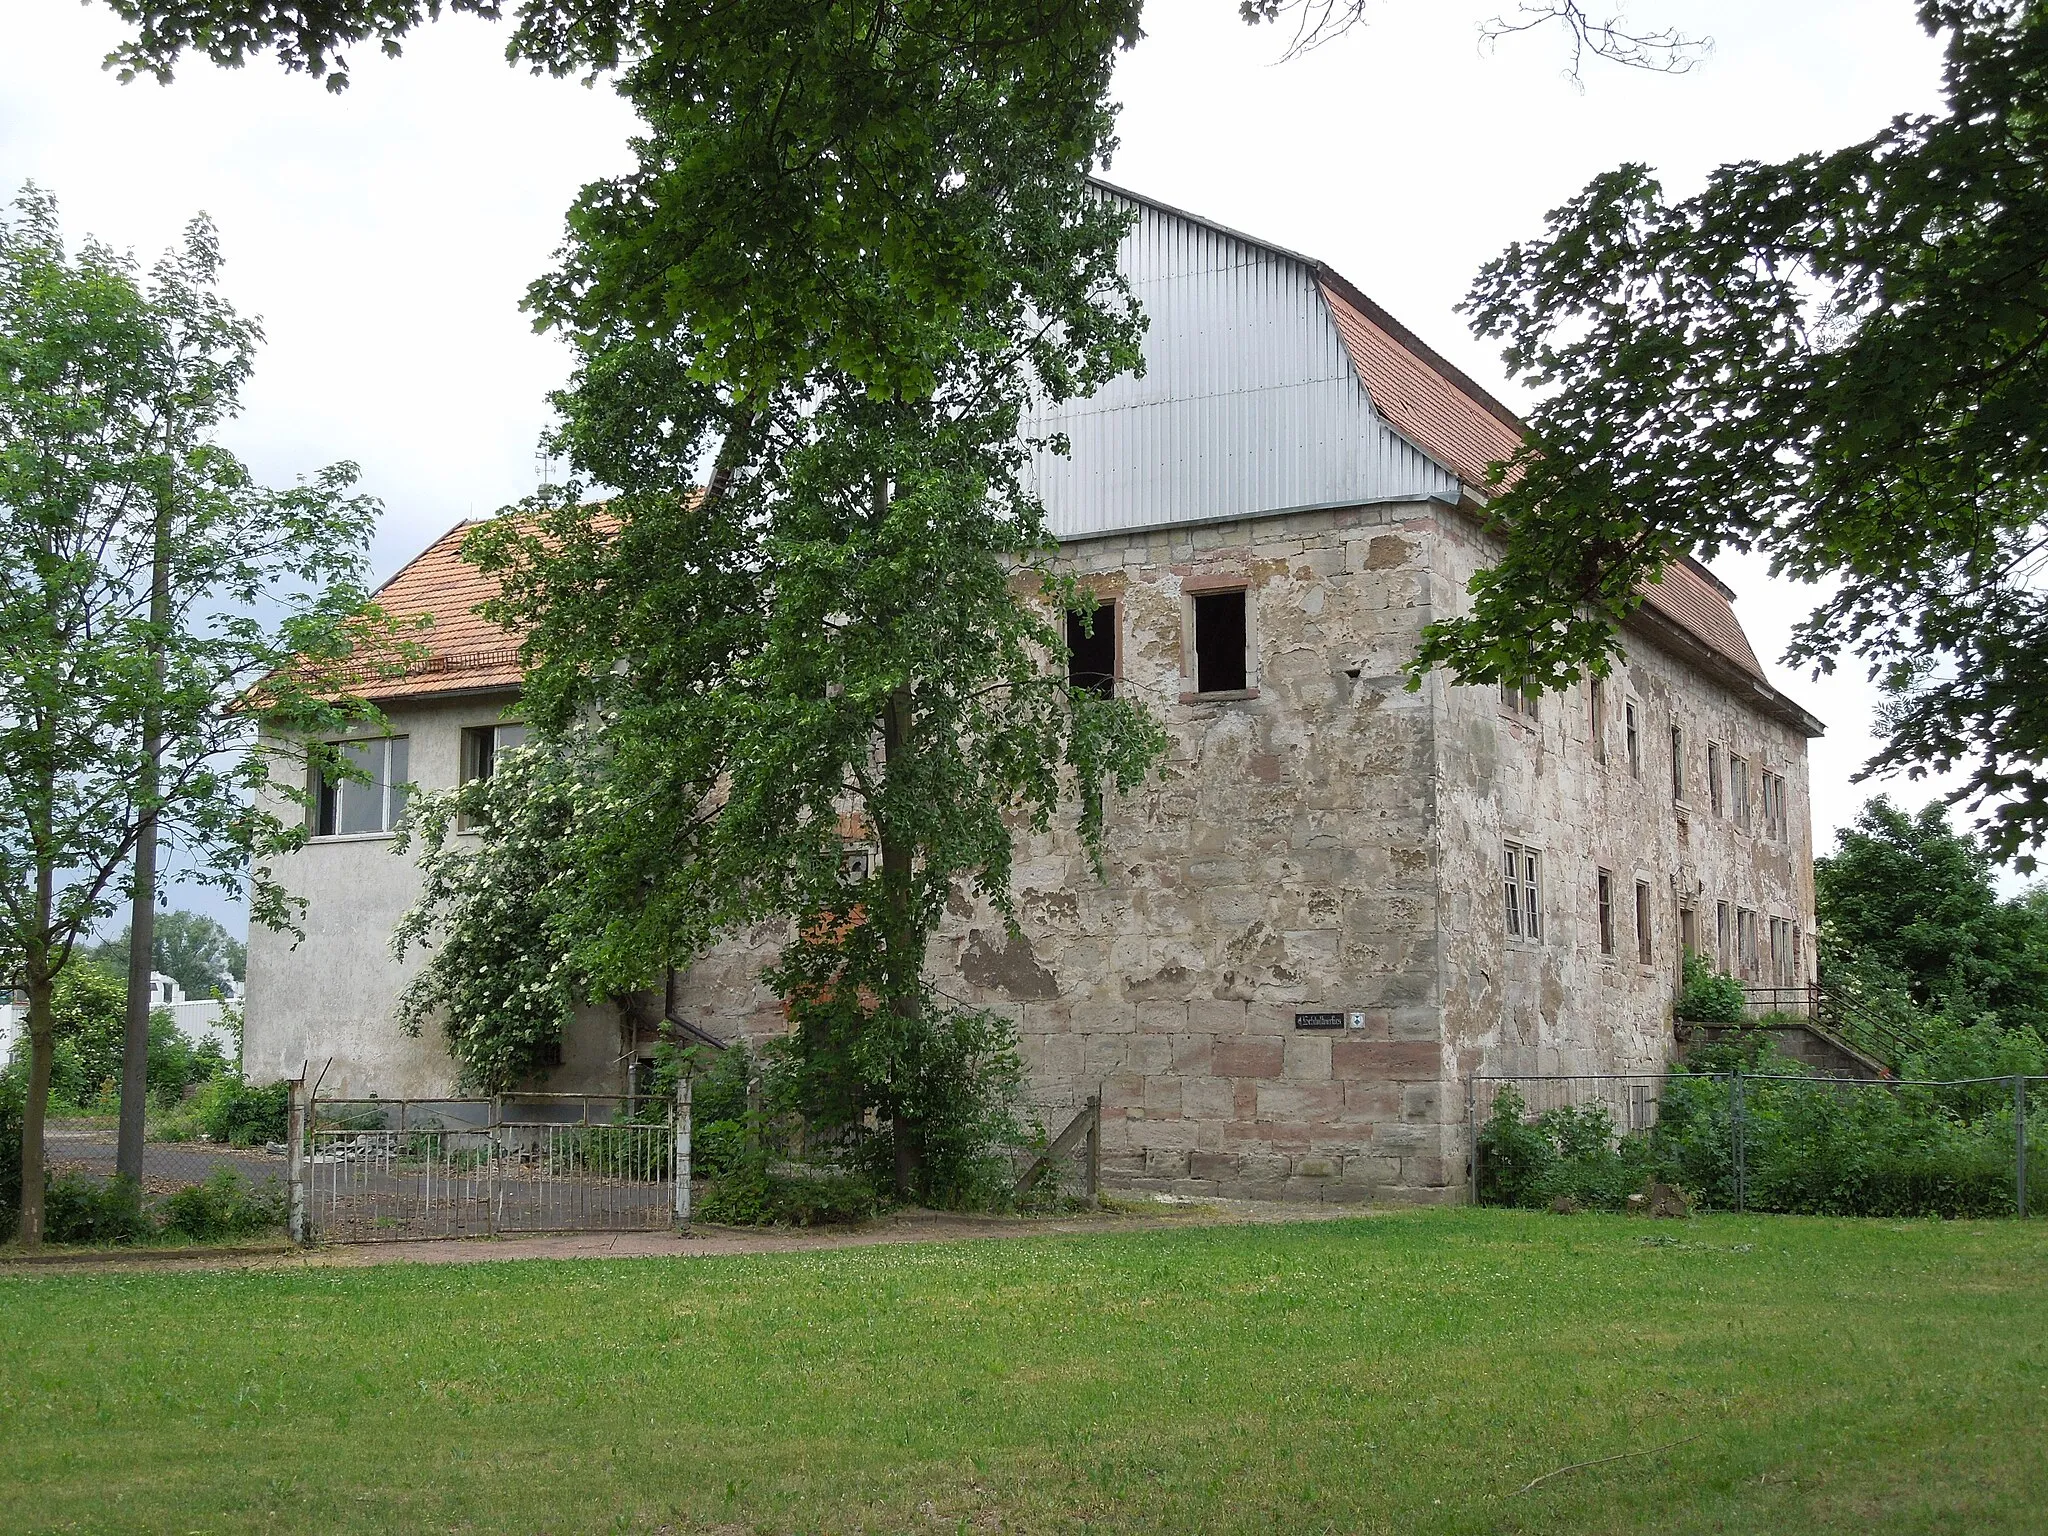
246,185,1822,1202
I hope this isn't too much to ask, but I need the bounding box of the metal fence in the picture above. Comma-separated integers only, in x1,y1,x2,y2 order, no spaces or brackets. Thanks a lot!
1469,1071,2042,1217
40,1112,293,1205
294,1088,691,1243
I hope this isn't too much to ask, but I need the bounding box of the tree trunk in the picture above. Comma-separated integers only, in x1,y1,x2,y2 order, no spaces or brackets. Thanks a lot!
117,492,171,1180
880,680,921,1200
19,974,54,1249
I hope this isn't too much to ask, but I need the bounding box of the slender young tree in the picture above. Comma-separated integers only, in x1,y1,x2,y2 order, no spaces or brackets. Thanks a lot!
0,187,389,1244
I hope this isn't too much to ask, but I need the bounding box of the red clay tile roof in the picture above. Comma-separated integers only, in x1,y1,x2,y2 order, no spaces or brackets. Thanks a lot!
1317,271,1524,493
1314,268,1784,695
356,519,523,702
1638,558,1766,680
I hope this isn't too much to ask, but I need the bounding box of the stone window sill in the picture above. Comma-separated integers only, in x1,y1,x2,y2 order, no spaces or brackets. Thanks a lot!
1179,687,1260,704
306,831,398,844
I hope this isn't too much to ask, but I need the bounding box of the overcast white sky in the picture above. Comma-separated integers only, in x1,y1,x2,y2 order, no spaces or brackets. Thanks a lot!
0,1,1983,932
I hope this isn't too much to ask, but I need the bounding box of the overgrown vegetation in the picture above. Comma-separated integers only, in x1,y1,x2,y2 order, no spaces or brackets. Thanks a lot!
1479,1031,2046,1219
31,1167,285,1246
1674,950,1745,1023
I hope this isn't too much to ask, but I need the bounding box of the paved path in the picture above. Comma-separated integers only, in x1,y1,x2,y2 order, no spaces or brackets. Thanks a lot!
1,1197,1378,1275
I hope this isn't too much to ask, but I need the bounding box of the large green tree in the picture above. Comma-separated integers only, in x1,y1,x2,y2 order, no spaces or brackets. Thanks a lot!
0,187,386,1245
1410,0,2048,869
385,7,1168,1196
88,909,246,1001
1815,797,2048,1034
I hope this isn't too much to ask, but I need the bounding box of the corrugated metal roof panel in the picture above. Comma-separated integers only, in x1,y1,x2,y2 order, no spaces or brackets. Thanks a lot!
1027,192,1458,538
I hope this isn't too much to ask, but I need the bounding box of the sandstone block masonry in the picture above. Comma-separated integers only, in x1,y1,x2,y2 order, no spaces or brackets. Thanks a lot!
672,496,1817,1203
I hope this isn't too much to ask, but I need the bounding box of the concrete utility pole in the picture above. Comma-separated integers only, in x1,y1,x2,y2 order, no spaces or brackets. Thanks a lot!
117,484,172,1183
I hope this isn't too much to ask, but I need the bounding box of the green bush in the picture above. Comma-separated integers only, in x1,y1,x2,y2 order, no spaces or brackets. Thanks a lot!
698,1164,879,1226
157,1169,288,1241
1676,950,1746,1023
155,1075,289,1146
42,1172,152,1245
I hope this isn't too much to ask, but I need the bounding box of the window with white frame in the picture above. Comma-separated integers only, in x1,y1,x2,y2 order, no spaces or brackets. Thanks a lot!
312,736,410,837
1503,843,1542,941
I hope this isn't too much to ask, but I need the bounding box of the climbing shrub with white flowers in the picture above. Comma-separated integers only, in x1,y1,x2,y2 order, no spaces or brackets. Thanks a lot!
390,745,595,1092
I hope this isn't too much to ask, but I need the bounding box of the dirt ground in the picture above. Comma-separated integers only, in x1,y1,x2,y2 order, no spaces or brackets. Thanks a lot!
0,1195,1379,1275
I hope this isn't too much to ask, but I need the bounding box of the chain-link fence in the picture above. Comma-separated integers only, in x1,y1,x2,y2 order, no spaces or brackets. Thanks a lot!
1470,1071,2043,1218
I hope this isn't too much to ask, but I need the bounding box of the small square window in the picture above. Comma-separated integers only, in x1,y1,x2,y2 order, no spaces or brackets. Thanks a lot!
1500,681,1540,720
1066,600,1117,700
1193,590,1248,694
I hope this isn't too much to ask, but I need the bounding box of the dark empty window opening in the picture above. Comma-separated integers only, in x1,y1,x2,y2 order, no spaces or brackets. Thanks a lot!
1193,590,1248,694
1065,601,1117,699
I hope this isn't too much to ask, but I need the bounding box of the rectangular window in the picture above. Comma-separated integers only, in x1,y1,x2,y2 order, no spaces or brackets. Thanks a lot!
313,735,409,837
1065,600,1117,700
1192,590,1248,694
461,722,529,785
1730,754,1751,829
1761,770,1787,840
1503,843,1542,941
1716,900,1732,973
1681,904,1697,959
1625,702,1641,778
1635,879,1654,965
1597,869,1615,955
1670,724,1685,801
1707,743,1725,815
1738,907,1759,980
1500,681,1539,720
1589,679,1606,761
1770,916,1797,986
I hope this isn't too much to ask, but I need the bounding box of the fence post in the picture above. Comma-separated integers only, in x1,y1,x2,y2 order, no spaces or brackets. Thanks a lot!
2016,1076,2028,1221
674,1075,692,1227
1083,1092,1101,1200
287,1078,307,1245
489,1093,501,1237
1468,1079,1480,1206
1732,1071,1746,1215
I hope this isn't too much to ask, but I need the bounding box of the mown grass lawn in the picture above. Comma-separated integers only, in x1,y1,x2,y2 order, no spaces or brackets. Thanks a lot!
2,1209,2044,1534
